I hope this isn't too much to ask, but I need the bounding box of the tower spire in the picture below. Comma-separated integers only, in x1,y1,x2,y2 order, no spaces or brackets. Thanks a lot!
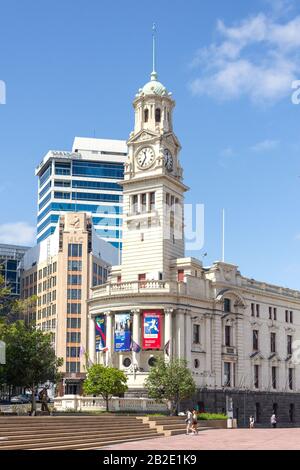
151,23,157,81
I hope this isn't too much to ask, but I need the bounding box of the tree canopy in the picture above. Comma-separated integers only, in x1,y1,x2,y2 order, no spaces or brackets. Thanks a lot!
83,364,128,411
145,357,196,415
0,321,63,413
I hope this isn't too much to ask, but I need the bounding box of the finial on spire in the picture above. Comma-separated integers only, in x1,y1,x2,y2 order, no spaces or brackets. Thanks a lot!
151,23,157,81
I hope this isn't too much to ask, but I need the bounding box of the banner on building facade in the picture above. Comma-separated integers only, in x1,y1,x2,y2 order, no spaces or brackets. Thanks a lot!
95,315,106,352
142,310,162,350
114,312,132,352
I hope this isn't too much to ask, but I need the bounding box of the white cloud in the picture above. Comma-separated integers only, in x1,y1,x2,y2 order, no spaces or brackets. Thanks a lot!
190,7,300,104
251,139,280,152
0,222,35,246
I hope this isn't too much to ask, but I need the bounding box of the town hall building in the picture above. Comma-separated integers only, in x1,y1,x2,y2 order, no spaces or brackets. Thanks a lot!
88,65,300,427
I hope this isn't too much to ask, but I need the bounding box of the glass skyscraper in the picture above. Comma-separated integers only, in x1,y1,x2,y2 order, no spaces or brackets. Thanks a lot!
35,137,127,249
0,244,30,296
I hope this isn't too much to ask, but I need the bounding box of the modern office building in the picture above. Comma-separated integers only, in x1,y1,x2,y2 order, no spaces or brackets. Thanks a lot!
35,137,127,252
0,244,30,297
88,67,300,426
21,212,118,394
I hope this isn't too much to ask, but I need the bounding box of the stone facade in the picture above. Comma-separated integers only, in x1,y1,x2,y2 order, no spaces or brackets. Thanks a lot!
88,69,300,426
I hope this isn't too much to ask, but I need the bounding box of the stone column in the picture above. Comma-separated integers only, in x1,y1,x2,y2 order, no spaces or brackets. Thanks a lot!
176,309,185,359
204,313,213,375
105,311,113,366
185,310,192,367
164,308,173,360
131,309,141,368
88,315,96,364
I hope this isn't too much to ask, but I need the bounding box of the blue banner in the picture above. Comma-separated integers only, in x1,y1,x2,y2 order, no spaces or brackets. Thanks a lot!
114,313,131,352
95,315,106,352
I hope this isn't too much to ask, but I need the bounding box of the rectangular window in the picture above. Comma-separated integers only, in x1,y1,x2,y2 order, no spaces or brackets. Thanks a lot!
132,194,138,214
150,192,155,211
287,335,292,356
141,193,147,213
256,304,260,318
177,270,184,282
66,362,80,373
193,324,200,344
224,298,231,313
253,330,259,351
289,368,294,390
224,362,231,387
68,260,82,272
290,311,293,324
271,333,276,353
67,275,82,285
273,308,277,321
66,346,80,358
52,262,57,273
251,303,255,317
269,306,272,320
66,332,81,343
67,318,81,328
285,310,289,323
272,366,277,389
254,365,259,389
225,325,231,347
67,289,81,300
68,244,82,257
67,303,81,314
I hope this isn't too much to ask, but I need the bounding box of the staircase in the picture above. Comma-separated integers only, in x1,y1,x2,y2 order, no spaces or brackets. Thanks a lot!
0,415,164,450
138,416,212,436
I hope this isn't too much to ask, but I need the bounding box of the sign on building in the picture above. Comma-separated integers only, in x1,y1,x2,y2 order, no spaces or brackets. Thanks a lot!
142,311,161,350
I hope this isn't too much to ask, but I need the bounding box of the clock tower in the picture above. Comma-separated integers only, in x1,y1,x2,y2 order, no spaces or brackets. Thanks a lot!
120,63,188,281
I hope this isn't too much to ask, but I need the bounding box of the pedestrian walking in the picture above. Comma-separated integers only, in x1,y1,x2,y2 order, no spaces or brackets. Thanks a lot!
191,409,199,435
39,388,50,415
249,415,255,429
271,413,277,428
185,409,193,435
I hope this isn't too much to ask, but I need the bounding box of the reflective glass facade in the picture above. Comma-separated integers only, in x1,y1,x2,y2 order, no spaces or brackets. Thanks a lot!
36,144,126,248
0,244,30,296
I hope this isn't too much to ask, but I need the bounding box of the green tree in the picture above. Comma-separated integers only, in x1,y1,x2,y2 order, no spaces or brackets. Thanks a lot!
83,364,128,412
0,271,37,323
145,357,196,415
0,321,63,414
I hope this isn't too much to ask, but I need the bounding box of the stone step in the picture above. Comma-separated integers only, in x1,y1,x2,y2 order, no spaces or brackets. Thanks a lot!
0,427,150,445
0,424,147,435
0,432,164,450
0,429,159,446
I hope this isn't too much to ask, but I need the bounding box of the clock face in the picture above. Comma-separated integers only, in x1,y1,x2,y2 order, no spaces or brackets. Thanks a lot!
136,147,155,169
163,148,173,171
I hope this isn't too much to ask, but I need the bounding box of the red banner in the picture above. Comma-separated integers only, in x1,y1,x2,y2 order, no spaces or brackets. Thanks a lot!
142,310,161,350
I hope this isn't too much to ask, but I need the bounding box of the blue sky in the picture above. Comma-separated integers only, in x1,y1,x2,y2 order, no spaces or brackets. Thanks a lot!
1,0,300,288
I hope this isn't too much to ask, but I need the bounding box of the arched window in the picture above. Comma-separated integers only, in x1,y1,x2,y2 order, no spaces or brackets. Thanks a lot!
155,108,161,123
144,108,149,123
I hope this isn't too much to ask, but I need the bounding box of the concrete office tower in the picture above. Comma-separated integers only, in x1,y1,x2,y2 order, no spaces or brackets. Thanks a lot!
35,137,127,253
21,212,118,394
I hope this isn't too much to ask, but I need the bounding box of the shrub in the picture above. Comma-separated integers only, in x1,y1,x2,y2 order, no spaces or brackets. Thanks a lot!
197,412,228,420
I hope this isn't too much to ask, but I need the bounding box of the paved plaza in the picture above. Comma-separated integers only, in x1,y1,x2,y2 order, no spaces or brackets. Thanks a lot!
104,428,300,451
